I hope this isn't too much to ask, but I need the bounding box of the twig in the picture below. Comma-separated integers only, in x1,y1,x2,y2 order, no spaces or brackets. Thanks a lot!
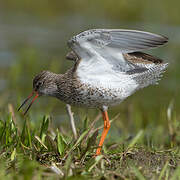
167,100,176,146
82,112,101,144
91,113,120,135
88,112,102,132
66,104,77,140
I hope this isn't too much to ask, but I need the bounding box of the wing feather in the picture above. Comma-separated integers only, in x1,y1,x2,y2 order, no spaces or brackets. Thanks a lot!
67,29,168,87
68,29,168,57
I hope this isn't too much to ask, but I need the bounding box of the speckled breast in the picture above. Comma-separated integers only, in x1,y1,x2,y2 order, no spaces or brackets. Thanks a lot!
56,79,124,109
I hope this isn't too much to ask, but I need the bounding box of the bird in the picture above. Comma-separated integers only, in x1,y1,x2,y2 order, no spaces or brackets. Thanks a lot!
18,29,168,156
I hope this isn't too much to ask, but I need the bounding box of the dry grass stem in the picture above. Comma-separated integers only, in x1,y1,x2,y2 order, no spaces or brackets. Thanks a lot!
66,104,77,140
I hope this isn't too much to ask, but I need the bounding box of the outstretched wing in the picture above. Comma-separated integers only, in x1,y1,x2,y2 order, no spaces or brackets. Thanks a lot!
68,29,167,57
67,29,168,89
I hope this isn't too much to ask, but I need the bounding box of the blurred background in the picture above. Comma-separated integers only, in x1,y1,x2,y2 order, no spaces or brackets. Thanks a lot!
0,0,179,146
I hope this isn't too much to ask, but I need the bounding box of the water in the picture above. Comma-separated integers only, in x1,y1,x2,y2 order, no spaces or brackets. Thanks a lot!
1,12,180,67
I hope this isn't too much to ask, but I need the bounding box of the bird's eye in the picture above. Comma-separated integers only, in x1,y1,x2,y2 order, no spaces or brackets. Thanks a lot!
36,81,43,89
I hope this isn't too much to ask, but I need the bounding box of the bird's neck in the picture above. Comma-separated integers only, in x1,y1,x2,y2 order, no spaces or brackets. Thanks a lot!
50,69,75,102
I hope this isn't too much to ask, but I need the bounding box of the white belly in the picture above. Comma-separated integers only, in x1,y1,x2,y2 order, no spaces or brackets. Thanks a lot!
76,79,138,108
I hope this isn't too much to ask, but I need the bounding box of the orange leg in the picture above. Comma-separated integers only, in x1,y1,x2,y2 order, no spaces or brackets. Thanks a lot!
96,111,111,155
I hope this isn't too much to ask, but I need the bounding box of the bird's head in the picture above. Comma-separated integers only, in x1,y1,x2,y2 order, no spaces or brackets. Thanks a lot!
18,71,58,115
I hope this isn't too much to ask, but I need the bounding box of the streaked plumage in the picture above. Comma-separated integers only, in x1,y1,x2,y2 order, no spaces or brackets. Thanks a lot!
18,29,168,155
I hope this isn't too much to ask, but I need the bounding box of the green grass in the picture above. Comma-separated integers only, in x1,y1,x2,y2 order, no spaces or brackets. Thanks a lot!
0,103,179,180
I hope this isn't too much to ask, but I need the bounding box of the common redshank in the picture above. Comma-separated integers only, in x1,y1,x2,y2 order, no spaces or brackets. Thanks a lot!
18,29,168,155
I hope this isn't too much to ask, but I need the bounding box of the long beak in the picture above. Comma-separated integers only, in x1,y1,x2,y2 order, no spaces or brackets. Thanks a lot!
18,91,39,115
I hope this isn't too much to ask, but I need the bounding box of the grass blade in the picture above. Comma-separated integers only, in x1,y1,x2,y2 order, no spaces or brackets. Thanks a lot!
71,130,89,151
21,119,27,142
158,161,169,180
132,165,146,180
128,130,144,149
35,135,48,150
10,148,16,161
170,166,180,180
26,121,32,148
86,155,103,172
40,115,49,139
57,130,65,156
64,130,89,159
